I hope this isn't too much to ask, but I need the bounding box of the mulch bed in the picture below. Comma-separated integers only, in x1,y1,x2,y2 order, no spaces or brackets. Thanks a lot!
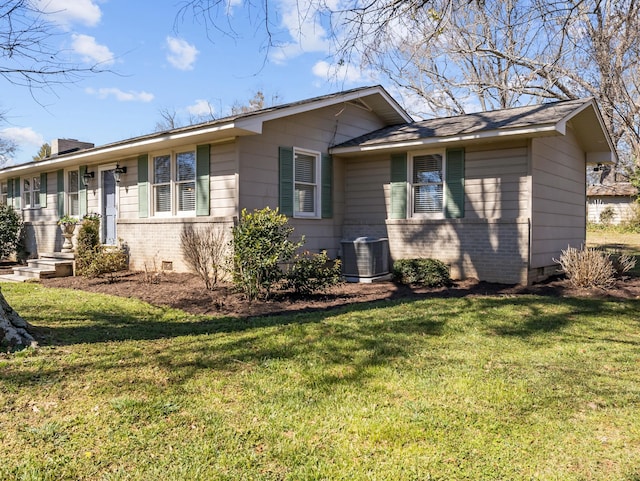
2,260,638,318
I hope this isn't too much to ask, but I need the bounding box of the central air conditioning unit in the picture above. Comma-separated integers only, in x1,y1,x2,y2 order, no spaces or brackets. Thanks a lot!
341,237,390,282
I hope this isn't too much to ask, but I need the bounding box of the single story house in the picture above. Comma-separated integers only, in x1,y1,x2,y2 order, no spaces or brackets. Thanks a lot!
587,183,638,225
0,86,616,284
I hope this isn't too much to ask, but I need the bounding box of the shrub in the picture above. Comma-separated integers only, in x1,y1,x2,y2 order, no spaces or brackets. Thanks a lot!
75,215,101,276
180,224,227,290
599,206,616,226
554,246,616,289
284,251,342,295
83,248,128,283
0,205,23,260
231,207,303,300
392,258,451,287
75,214,128,282
611,252,637,276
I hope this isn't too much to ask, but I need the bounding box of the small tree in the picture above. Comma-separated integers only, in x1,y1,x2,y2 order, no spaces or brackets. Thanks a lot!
180,223,227,290
231,207,303,300
0,205,23,260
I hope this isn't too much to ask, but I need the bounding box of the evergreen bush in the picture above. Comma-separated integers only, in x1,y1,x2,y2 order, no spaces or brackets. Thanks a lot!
392,258,451,287
0,205,23,260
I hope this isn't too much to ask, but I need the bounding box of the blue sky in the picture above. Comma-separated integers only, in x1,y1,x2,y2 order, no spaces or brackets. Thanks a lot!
1,0,386,165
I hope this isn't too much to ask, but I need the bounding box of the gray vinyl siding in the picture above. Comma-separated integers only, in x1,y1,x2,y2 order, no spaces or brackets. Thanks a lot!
464,142,530,220
20,170,61,257
341,141,533,283
530,128,586,269
237,103,386,257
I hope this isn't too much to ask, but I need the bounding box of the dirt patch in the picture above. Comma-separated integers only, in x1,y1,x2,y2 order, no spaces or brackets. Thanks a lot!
31,270,640,318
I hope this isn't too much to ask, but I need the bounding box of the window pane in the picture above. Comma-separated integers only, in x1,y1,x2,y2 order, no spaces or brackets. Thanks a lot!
177,152,195,181
295,153,315,183
413,154,442,184
154,185,171,213
295,184,315,213
24,178,30,191
25,192,31,207
414,184,443,213
178,181,196,211
33,176,40,191
154,155,171,184
69,193,79,215
69,171,79,193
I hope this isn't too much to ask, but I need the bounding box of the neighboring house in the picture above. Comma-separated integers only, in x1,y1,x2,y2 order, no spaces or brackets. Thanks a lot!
587,183,638,225
0,86,616,284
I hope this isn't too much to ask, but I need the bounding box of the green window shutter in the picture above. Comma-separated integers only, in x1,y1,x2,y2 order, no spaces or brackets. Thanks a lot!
196,144,210,216
14,178,21,210
445,148,465,219
138,154,149,218
390,153,407,219
321,153,333,218
57,169,64,216
40,172,47,207
79,165,88,217
279,146,294,217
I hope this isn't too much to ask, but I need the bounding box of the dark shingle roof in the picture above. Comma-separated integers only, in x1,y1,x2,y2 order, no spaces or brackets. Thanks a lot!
333,98,591,149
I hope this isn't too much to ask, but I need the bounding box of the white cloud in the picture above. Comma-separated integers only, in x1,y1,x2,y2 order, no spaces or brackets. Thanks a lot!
86,87,154,102
34,0,102,28
72,34,115,65
166,37,199,71
0,127,45,164
186,99,214,117
311,59,375,85
270,0,331,64
0,127,45,147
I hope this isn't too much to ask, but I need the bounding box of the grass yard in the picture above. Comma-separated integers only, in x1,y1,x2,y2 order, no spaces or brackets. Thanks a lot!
1,283,640,480
587,229,640,276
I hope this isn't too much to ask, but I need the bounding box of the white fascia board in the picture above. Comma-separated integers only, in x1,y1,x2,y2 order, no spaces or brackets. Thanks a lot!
0,123,244,176
330,124,560,155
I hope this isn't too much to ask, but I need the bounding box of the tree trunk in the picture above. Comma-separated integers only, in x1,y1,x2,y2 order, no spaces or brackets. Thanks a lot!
0,286,36,349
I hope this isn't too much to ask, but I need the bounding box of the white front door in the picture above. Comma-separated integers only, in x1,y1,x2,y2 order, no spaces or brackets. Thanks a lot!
101,169,117,245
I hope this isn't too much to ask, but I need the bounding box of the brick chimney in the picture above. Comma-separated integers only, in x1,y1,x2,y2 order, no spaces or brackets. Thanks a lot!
51,139,95,156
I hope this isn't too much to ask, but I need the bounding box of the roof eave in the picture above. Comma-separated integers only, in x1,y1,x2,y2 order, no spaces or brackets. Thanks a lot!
330,123,560,155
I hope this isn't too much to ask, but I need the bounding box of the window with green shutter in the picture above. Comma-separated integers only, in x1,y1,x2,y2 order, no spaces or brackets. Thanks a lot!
390,150,465,219
279,146,332,219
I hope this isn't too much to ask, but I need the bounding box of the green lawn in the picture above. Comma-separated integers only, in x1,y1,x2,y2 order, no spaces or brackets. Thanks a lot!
1,284,640,480
587,229,640,276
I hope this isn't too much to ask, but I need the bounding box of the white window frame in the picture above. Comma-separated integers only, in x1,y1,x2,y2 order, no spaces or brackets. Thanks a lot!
151,148,197,217
293,147,321,219
22,175,41,209
66,169,80,217
1,180,8,206
408,150,446,219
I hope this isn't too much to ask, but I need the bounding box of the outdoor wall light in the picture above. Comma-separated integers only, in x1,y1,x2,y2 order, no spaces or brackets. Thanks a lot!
82,171,95,186
113,164,127,183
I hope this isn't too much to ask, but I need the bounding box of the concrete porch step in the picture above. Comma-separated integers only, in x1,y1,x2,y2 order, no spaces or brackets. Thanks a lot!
0,253,75,283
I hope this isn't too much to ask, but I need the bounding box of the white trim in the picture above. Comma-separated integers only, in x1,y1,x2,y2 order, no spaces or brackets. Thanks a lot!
408,150,446,219
293,147,322,219
150,147,197,218
331,125,560,155
64,168,80,218
98,163,119,245
21,175,41,210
